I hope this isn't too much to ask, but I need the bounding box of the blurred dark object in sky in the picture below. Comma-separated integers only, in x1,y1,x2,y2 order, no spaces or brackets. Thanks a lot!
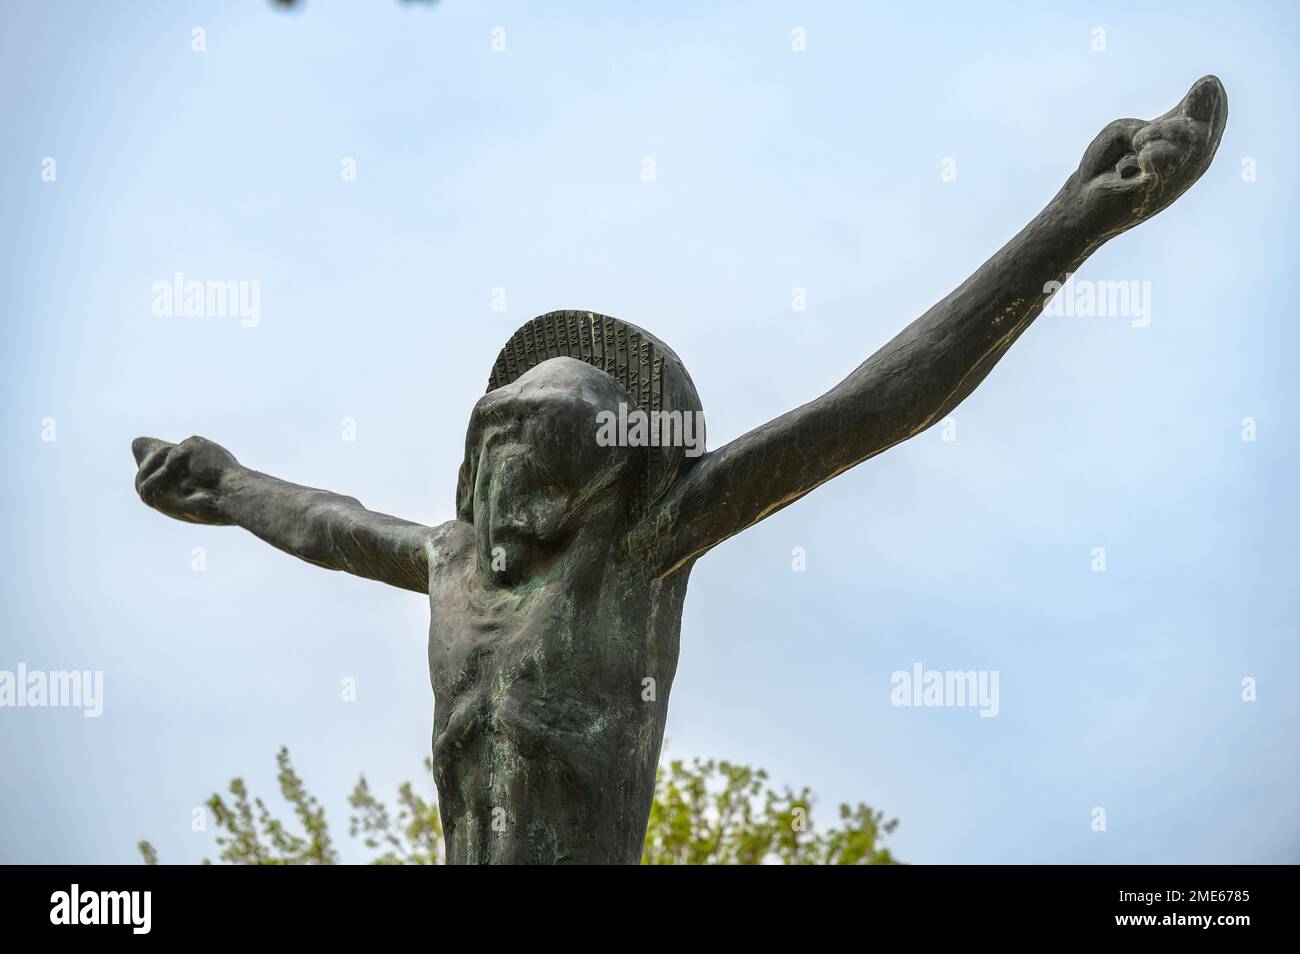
272,0,439,7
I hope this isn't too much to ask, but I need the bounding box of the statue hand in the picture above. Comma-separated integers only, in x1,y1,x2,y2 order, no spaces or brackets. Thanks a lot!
1065,75,1226,238
132,435,239,525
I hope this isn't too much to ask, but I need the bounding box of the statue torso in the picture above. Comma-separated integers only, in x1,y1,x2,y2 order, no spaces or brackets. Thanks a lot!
424,520,691,864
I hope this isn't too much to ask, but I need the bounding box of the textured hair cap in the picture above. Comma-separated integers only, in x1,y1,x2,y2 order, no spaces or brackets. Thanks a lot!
487,310,705,511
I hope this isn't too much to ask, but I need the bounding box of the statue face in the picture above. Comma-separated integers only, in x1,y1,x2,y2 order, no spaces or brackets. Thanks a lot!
460,357,642,579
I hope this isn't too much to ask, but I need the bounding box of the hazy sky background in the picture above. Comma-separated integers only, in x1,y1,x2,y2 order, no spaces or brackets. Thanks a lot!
2,0,1296,864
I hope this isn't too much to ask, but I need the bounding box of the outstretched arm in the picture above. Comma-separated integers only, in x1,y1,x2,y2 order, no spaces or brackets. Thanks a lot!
647,76,1227,576
132,436,433,593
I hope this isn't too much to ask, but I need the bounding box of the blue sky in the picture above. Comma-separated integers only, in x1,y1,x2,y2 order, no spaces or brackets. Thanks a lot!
1,0,1296,864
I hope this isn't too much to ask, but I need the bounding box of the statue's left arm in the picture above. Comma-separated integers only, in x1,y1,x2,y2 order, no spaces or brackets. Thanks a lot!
648,76,1226,576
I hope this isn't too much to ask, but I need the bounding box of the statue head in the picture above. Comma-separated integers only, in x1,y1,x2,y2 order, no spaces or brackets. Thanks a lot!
457,311,705,576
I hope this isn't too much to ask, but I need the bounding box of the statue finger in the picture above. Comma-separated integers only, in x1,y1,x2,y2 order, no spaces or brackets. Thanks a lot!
136,452,176,503
132,436,170,465
133,445,172,491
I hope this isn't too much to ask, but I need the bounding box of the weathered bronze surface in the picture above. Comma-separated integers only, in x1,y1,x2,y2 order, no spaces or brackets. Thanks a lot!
133,77,1227,863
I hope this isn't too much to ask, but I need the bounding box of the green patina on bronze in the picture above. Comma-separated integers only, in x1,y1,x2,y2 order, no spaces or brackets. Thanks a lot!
132,78,1227,863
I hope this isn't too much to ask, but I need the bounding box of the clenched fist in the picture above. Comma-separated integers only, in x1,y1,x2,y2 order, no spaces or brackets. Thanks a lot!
132,436,240,525
1066,75,1227,238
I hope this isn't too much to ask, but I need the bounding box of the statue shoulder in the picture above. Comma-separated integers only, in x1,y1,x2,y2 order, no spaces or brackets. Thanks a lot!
425,519,475,570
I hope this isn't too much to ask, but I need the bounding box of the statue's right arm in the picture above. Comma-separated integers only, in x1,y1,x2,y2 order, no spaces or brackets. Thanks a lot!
132,436,432,594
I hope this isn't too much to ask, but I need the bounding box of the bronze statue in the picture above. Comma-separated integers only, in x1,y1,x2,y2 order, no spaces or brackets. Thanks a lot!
133,77,1227,863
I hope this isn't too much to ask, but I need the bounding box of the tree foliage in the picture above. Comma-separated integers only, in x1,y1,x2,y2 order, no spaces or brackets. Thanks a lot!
643,758,899,865
140,748,899,866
